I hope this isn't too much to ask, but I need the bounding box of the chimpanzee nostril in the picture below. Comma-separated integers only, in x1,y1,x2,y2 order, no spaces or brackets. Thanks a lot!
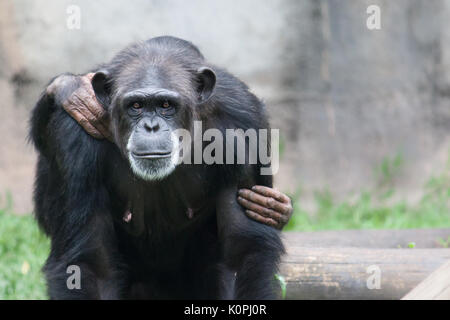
143,119,160,132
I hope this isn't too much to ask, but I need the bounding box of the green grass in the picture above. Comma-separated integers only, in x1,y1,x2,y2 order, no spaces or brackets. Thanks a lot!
285,189,450,231
0,196,49,299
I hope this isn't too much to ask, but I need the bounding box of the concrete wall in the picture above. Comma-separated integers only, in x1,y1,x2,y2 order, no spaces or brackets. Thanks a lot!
1,0,450,212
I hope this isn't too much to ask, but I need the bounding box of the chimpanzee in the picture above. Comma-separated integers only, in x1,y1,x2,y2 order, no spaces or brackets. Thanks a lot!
30,36,286,299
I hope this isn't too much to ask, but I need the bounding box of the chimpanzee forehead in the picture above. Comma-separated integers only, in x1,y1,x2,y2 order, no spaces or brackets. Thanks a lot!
115,59,194,99
119,64,167,88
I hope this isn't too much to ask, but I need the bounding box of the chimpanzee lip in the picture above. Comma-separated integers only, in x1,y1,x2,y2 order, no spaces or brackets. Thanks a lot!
132,151,172,159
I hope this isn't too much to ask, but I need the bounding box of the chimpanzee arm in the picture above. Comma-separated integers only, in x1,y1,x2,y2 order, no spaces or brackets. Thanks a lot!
31,87,123,299
216,185,285,300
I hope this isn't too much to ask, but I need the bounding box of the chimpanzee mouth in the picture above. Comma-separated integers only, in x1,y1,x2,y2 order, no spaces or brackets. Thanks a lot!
127,131,180,181
129,153,176,181
131,151,172,159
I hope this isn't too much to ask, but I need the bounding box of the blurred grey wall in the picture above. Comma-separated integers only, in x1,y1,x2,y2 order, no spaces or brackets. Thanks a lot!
1,0,450,213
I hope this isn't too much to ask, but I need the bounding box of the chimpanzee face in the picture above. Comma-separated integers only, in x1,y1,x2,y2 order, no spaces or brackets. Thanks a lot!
92,61,215,181
118,85,184,180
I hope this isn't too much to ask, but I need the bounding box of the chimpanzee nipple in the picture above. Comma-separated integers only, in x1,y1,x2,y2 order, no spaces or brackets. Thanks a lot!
123,210,133,223
186,208,194,219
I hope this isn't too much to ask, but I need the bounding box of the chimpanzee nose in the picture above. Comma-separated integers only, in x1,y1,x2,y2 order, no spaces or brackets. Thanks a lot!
143,118,160,132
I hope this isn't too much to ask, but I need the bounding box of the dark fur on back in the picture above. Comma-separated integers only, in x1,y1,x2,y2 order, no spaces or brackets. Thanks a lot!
30,36,283,299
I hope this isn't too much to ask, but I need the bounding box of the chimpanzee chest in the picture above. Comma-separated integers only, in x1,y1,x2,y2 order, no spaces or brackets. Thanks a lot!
108,161,218,232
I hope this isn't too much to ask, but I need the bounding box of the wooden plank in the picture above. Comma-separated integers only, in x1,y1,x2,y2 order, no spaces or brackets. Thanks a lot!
283,229,450,248
279,246,450,299
402,261,450,300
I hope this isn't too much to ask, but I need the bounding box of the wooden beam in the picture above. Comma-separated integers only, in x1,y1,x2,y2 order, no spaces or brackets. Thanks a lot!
283,228,450,249
280,229,450,299
402,261,450,300
280,247,450,299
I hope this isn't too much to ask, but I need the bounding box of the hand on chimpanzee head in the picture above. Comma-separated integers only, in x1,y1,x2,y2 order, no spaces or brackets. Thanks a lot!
46,73,112,141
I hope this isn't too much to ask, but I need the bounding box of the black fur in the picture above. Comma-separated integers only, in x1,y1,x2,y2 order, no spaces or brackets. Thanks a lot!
30,36,284,299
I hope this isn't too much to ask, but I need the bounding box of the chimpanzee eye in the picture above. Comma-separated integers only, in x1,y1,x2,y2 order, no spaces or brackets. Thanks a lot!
158,100,176,117
132,102,142,109
127,102,143,117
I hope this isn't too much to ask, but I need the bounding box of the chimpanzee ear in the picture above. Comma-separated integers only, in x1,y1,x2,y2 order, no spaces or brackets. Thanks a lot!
196,67,216,104
92,69,111,107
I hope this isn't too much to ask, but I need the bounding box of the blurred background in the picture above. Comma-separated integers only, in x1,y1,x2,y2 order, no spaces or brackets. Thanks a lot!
0,0,449,298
